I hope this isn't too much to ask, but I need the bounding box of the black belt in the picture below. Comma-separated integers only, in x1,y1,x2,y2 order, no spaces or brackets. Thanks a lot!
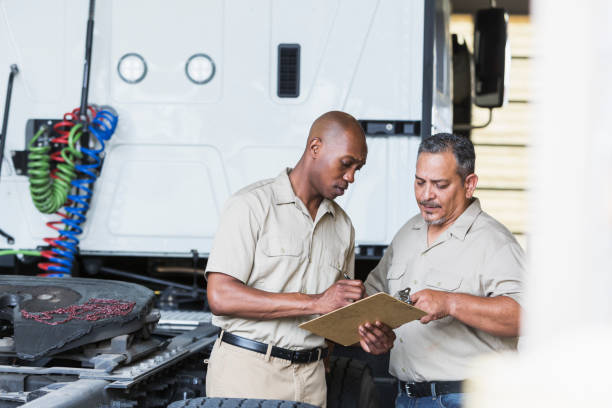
399,380,463,397
219,332,328,364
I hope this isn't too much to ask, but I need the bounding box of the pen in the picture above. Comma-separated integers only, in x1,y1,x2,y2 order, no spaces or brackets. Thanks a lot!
342,272,355,303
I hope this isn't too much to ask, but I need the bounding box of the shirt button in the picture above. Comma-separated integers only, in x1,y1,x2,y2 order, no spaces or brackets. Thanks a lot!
413,280,418,284
400,338,404,343
402,367,406,373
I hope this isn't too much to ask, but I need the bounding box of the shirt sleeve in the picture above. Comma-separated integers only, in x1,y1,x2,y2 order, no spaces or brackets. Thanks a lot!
205,195,260,283
481,241,525,306
364,243,394,296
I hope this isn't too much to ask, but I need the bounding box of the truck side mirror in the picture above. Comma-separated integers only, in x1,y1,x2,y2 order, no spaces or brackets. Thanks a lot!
474,8,510,108
452,34,473,137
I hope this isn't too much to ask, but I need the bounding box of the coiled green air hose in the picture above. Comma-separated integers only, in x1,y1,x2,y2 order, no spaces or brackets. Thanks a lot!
27,124,83,213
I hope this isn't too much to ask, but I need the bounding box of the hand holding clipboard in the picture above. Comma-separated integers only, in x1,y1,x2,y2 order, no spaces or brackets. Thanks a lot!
299,292,426,346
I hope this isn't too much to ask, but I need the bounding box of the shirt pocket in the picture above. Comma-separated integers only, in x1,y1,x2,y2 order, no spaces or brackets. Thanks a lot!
386,262,409,296
424,267,462,292
312,246,347,293
261,234,303,257
326,259,345,280
255,234,305,292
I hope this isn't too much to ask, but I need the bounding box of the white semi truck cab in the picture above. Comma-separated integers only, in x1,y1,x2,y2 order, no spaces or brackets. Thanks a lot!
0,0,497,263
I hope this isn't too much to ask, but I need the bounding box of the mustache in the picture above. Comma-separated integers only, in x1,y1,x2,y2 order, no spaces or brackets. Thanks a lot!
419,200,441,208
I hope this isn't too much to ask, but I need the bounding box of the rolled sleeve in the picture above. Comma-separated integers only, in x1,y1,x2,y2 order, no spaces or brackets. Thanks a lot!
481,242,525,306
205,196,260,283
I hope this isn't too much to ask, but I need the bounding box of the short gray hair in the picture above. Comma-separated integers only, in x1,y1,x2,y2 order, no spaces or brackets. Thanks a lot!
418,133,475,180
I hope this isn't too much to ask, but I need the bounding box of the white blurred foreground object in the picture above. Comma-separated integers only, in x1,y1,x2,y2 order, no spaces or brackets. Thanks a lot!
465,330,612,406
466,1,612,406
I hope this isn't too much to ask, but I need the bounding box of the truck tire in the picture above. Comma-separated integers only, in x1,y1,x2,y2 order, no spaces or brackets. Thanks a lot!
167,397,318,408
326,357,379,408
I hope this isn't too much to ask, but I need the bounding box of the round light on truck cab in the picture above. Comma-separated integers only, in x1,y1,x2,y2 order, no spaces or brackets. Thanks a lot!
117,53,147,84
185,54,215,84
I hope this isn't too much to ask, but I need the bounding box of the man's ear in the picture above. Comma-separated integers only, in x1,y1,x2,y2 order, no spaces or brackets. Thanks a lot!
309,137,322,158
464,173,478,198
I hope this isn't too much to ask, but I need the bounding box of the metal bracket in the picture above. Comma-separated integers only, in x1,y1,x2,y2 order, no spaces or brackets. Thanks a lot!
11,118,64,176
356,244,388,260
0,228,14,245
359,120,421,136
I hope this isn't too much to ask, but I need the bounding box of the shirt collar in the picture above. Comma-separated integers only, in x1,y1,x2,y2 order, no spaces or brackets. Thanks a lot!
273,168,297,205
447,198,482,240
318,197,336,218
411,197,482,241
272,168,336,217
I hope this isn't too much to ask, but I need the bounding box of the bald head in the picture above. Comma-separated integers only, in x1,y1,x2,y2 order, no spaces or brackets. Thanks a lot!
307,111,365,147
293,111,367,200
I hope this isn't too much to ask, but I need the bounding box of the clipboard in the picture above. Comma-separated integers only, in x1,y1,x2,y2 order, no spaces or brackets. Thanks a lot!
299,292,427,346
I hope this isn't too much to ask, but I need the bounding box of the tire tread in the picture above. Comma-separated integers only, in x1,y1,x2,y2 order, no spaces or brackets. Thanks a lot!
167,397,317,408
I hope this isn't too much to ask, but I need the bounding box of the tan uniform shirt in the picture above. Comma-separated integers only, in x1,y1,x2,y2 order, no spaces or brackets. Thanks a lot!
365,198,524,382
206,169,355,350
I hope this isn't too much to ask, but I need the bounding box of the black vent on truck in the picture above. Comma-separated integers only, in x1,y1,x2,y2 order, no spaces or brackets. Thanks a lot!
277,44,300,98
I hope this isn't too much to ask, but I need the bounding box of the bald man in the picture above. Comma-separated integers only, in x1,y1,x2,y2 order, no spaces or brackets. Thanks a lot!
204,111,384,406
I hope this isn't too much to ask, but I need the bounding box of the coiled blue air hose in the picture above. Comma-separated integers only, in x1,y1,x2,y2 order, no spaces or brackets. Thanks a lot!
44,110,118,274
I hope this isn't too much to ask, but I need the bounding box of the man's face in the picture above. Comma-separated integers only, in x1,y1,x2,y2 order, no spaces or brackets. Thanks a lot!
314,130,367,200
414,150,473,226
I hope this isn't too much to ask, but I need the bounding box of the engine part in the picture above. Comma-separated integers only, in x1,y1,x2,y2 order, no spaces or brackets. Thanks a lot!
0,275,155,360
0,325,217,408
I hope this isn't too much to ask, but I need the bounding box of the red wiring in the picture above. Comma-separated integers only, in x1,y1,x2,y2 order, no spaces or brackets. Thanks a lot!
49,120,75,180
51,120,75,144
71,106,97,122
21,298,136,325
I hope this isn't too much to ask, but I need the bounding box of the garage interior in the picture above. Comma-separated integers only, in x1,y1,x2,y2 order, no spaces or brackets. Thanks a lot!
1,0,611,407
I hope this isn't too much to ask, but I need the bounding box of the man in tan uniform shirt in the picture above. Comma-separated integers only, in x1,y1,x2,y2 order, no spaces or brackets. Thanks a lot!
364,133,524,408
205,111,395,407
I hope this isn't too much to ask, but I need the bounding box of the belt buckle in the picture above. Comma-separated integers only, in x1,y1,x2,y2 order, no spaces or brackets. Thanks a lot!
304,348,316,363
303,348,318,363
405,382,416,398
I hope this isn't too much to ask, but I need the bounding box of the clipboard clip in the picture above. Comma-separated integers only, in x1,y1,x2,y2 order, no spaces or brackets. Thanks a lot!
395,287,413,305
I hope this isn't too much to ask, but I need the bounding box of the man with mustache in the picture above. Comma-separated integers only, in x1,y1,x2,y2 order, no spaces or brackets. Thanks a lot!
364,133,524,408
204,111,395,407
